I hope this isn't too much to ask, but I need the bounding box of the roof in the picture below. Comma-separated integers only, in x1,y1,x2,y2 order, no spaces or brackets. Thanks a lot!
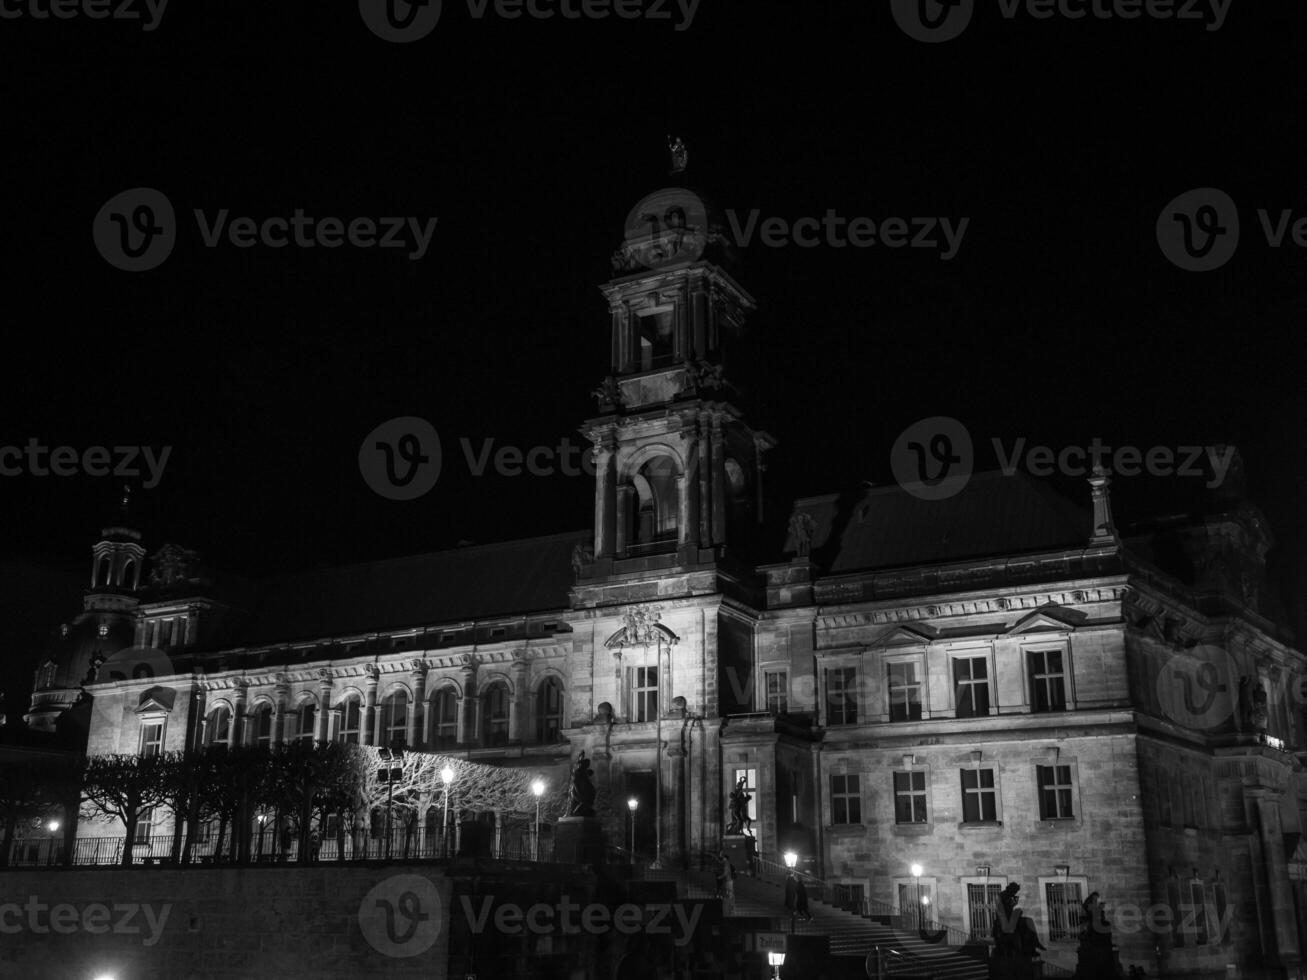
788,471,1092,573
237,530,590,643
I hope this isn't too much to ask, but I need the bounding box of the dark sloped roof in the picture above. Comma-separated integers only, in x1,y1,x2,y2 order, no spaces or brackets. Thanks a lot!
791,472,1091,573
238,530,589,643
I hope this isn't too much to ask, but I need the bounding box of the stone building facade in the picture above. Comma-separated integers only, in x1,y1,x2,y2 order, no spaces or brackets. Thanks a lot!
26,166,1307,978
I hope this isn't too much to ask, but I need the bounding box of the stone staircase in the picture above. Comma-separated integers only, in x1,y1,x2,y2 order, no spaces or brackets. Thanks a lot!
638,864,990,980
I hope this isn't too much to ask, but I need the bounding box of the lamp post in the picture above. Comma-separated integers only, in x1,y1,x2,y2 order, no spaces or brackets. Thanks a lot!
379,747,403,861
768,951,785,980
627,797,639,864
784,851,799,934
911,863,924,930
441,766,454,858
531,778,545,861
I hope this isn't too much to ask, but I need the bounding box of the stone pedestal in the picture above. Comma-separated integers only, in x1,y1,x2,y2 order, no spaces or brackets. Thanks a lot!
554,816,606,867
721,834,754,876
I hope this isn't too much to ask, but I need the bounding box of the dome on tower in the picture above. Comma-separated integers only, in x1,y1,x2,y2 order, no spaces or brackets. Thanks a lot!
612,136,743,278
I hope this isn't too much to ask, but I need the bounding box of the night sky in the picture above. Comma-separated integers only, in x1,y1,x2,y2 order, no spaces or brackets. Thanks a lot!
2,1,1303,723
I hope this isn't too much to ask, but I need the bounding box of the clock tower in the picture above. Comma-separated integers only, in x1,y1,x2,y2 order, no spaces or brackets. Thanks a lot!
578,141,774,593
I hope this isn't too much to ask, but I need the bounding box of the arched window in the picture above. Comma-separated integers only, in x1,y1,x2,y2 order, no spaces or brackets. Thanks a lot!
205,706,232,746
297,702,317,743
429,686,458,749
252,704,274,748
337,697,361,744
483,682,510,747
96,556,110,587
121,559,136,588
537,678,564,743
380,690,409,750
629,455,679,549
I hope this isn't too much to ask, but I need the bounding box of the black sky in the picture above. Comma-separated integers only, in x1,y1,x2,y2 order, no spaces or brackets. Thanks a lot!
2,1,1304,720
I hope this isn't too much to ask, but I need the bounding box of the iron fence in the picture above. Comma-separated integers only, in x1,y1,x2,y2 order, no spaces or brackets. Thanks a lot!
2,830,555,869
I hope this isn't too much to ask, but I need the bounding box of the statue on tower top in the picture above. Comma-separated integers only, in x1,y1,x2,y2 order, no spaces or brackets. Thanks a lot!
668,135,688,175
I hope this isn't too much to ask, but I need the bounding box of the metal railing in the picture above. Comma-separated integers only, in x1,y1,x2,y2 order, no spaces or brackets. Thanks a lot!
3,831,555,869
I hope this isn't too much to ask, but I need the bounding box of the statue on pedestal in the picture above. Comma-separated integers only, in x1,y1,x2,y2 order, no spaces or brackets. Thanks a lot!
725,775,753,836
567,751,596,818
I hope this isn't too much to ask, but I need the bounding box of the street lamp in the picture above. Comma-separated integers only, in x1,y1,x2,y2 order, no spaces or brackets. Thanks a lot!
768,951,785,980
911,863,924,929
531,778,545,861
378,747,403,860
627,797,639,863
441,766,455,858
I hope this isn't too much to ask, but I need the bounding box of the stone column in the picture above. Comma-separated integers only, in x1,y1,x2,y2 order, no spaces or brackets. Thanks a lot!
615,484,632,556
363,669,379,747
697,413,712,546
666,740,687,866
232,683,248,746
509,655,529,744
316,670,333,744
409,663,427,750
711,417,727,546
1255,792,1301,969
457,659,477,745
595,436,618,559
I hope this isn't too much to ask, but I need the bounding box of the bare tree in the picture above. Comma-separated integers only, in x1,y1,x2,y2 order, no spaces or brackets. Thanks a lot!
81,753,176,866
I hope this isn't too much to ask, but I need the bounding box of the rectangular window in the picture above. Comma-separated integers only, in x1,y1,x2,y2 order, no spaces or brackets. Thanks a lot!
297,705,316,743
967,883,1003,941
632,666,658,723
1158,769,1172,826
733,768,758,824
1213,882,1229,945
1037,765,1074,820
134,807,155,845
831,773,861,825
961,768,998,823
887,662,922,722
893,771,928,824
953,656,990,718
764,670,789,715
1045,881,1084,942
139,721,164,757
825,667,857,726
1027,649,1067,713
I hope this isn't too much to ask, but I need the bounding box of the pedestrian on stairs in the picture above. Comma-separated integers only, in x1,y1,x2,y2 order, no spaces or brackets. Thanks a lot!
795,875,812,921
